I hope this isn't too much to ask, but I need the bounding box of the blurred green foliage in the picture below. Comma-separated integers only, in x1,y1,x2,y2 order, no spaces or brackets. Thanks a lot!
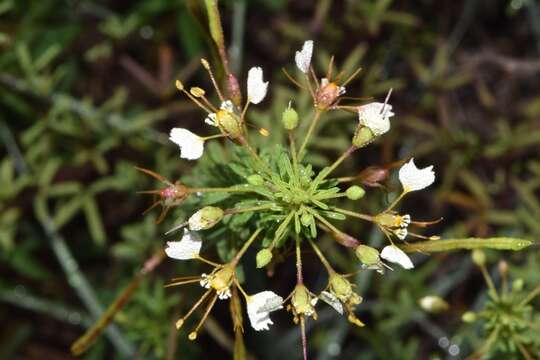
1,0,539,359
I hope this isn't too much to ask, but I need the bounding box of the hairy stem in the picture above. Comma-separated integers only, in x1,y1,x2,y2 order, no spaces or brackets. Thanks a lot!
298,110,322,160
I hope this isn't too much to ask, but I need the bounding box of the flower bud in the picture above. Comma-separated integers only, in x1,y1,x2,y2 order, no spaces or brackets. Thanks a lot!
498,260,508,276
291,284,316,317
419,295,449,314
256,249,273,268
329,273,358,304
462,311,476,323
247,174,264,186
282,107,299,130
355,245,380,266
512,278,524,292
352,127,374,148
188,206,224,230
300,212,312,227
346,185,365,200
471,249,486,266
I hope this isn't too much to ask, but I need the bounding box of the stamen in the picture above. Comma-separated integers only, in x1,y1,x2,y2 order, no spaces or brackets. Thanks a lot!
165,278,204,288
190,293,219,339
309,66,320,90
200,58,226,103
134,166,172,185
282,68,306,90
326,55,335,80
175,80,214,114
165,221,188,235
340,67,363,87
156,206,171,224
175,289,213,329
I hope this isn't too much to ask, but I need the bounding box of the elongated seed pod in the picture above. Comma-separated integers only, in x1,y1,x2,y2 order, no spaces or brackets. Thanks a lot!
400,237,533,253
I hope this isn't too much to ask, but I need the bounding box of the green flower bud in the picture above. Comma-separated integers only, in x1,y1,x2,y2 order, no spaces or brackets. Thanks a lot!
471,249,486,266
512,278,524,292
300,212,313,227
346,185,365,200
355,245,380,266
247,174,264,186
462,311,476,323
419,295,449,314
256,249,273,268
188,206,224,230
352,126,374,148
282,107,299,130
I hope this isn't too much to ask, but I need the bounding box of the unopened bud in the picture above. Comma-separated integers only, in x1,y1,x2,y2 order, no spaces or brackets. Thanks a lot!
190,87,205,97
498,260,508,276
175,80,184,91
300,212,312,227
355,245,380,266
188,206,224,230
329,273,354,302
462,311,476,323
282,107,299,130
247,174,264,186
256,249,273,268
419,295,449,314
346,185,365,200
512,278,524,292
471,249,486,266
352,126,374,148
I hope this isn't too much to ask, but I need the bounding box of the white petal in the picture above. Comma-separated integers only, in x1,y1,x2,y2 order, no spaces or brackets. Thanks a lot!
205,113,217,126
295,40,313,73
380,245,414,269
358,102,394,136
169,128,204,160
165,229,202,260
320,291,343,315
247,291,283,331
247,67,268,104
220,100,234,112
398,158,435,192
188,209,204,231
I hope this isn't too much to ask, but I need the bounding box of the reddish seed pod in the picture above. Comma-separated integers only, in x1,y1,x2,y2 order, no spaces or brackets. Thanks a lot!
358,166,389,187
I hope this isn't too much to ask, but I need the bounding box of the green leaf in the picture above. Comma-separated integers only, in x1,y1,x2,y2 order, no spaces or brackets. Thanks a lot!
83,196,106,246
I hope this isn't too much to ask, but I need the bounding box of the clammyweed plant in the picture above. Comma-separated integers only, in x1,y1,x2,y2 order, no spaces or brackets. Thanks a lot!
131,40,533,359
460,250,540,359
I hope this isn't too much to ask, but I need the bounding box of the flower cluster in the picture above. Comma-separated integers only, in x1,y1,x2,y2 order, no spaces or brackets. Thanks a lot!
139,40,442,355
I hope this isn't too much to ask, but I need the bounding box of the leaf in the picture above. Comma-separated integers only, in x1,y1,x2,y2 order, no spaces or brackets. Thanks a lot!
401,238,533,253
83,196,106,246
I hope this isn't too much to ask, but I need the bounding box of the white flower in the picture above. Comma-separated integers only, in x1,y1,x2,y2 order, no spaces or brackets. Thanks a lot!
247,67,268,104
295,40,313,73
169,128,204,160
358,102,394,136
247,291,283,331
398,158,435,192
381,245,414,269
165,229,202,260
319,291,344,315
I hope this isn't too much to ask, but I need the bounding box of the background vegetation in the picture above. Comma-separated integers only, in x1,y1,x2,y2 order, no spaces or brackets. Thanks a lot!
1,0,539,359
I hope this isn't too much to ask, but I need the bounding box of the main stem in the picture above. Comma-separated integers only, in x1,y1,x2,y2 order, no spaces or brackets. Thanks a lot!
298,110,322,160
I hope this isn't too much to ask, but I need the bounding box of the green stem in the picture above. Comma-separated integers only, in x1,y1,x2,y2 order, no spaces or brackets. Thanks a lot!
226,204,275,215
308,238,334,274
295,234,303,284
319,145,358,182
189,186,255,194
298,110,322,160
480,265,500,301
232,228,263,266
309,209,342,235
289,131,299,175
332,207,374,222
519,285,540,307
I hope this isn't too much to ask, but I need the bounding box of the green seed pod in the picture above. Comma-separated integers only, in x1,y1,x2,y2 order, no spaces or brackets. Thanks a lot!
282,106,299,130
462,311,476,323
355,245,380,266
352,126,374,148
256,248,273,268
346,185,365,200
247,174,264,186
471,249,486,266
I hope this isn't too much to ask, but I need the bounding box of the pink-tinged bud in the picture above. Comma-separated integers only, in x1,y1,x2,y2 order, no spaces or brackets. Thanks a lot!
227,74,242,107
359,166,389,187
332,231,360,248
